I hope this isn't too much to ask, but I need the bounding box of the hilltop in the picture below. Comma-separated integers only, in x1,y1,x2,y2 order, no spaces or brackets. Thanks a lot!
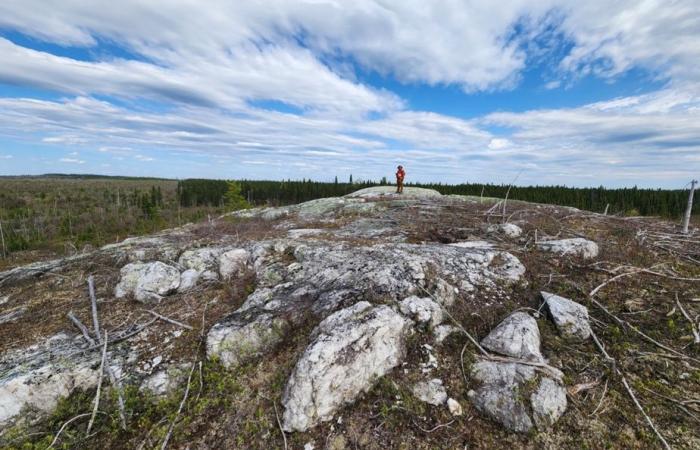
0,187,698,449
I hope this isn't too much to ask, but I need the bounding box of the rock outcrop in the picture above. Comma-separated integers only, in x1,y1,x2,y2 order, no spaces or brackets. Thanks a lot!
115,261,181,302
537,238,599,259
282,302,411,431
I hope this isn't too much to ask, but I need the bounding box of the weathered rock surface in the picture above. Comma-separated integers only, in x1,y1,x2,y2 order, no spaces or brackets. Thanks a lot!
399,296,444,328
140,364,188,397
115,261,181,302
488,223,523,238
469,359,566,433
178,247,223,281
0,334,100,428
412,378,448,405
346,186,441,199
537,238,599,259
219,248,250,280
282,302,411,432
531,377,567,428
206,312,289,369
481,312,544,362
542,291,592,340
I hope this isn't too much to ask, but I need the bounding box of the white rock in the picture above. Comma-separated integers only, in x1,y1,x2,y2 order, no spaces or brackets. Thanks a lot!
206,313,288,368
399,296,444,328
488,223,523,238
288,228,324,239
140,365,187,397
433,325,460,344
412,378,448,405
115,261,181,302
447,398,463,416
530,377,567,428
178,247,222,281
542,291,592,340
469,358,566,433
219,248,250,280
345,186,441,199
537,238,599,259
433,278,457,307
469,360,536,433
0,362,98,427
178,269,201,292
449,241,494,250
304,442,315,450
282,302,411,432
481,312,544,362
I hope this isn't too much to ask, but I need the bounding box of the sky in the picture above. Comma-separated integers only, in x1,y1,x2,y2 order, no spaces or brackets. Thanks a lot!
0,1,698,188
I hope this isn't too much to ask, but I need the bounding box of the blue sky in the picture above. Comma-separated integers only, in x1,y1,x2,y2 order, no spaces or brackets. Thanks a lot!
0,1,698,188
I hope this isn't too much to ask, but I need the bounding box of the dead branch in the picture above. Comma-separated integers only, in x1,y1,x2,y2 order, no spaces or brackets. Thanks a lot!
160,361,196,450
67,311,96,346
590,330,671,450
144,309,194,330
589,378,609,416
87,330,108,434
274,401,288,450
48,413,92,449
676,294,700,344
88,275,101,339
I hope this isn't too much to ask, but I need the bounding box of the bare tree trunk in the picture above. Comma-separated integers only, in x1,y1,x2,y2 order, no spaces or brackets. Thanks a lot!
682,180,697,234
603,203,609,215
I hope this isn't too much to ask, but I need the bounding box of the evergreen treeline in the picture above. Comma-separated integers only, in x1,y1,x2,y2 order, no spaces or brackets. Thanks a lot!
177,178,698,218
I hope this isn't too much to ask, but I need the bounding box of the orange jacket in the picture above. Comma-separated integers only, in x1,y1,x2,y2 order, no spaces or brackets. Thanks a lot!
396,168,405,181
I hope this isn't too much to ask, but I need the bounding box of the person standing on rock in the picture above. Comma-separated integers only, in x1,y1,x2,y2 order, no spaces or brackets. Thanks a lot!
396,165,405,194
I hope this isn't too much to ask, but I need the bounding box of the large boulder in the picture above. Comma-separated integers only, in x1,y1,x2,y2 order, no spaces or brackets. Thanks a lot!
219,248,250,280
178,247,223,281
542,292,592,340
114,261,181,302
282,302,411,432
481,312,544,362
537,238,599,259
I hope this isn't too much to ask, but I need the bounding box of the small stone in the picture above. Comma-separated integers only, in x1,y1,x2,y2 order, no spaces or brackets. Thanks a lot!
219,248,250,280
399,296,444,328
304,443,315,450
542,291,591,340
447,398,463,416
412,378,448,405
433,325,459,344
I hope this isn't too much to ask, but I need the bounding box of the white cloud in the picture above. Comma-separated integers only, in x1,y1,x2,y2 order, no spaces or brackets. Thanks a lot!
59,157,86,164
0,1,698,186
0,154,13,159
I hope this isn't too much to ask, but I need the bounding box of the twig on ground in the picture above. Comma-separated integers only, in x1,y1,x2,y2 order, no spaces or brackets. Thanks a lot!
589,378,609,416
590,330,671,450
639,386,700,423
274,401,288,450
160,361,196,450
676,293,700,344
67,311,96,346
87,330,108,434
412,419,455,433
48,413,91,449
88,275,101,339
144,309,194,330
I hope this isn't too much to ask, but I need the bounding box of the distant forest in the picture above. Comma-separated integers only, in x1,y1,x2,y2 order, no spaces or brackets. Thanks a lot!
179,178,698,218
